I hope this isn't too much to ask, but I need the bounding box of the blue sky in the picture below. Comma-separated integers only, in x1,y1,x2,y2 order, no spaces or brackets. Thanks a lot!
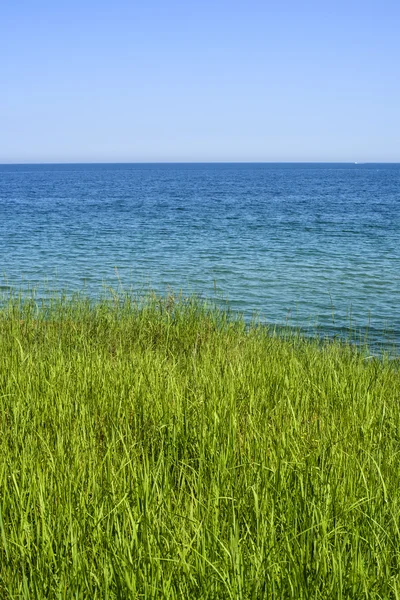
1,0,399,162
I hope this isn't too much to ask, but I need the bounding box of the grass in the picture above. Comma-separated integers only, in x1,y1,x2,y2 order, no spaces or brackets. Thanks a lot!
0,290,399,599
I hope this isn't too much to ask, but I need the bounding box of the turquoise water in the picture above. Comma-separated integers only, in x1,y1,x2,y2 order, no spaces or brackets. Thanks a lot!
0,163,399,348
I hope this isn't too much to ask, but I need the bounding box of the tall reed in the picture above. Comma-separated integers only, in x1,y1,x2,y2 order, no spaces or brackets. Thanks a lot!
0,292,399,598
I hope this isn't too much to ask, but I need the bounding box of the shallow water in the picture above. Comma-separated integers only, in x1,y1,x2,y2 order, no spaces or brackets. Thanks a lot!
0,163,399,349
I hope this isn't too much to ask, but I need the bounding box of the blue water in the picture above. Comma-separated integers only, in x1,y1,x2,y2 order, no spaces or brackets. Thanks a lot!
0,163,399,349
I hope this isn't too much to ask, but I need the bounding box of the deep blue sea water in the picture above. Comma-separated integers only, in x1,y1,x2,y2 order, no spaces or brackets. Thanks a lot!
0,163,399,350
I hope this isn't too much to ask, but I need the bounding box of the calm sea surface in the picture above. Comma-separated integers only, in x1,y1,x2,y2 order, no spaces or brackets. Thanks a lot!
0,163,399,349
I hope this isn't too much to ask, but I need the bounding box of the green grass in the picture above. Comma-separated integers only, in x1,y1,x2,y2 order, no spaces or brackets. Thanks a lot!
0,291,399,599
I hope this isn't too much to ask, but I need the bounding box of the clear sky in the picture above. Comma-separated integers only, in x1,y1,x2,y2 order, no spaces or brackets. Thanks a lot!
1,0,399,163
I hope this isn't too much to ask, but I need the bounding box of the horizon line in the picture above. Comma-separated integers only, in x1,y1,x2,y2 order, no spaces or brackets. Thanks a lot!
1,160,400,166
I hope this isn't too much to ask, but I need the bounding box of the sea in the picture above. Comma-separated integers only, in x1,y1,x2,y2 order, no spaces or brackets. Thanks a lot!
0,163,399,352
